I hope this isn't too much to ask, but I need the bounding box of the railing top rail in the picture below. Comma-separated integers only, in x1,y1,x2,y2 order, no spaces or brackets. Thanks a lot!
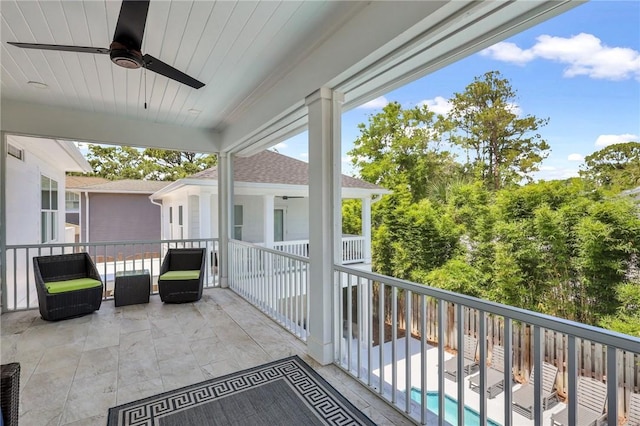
7,238,219,250
230,239,310,263
334,264,640,353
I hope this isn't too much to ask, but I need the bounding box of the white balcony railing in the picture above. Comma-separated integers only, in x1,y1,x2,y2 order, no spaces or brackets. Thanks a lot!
3,238,219,311
228,239,309,341
334,265,640,426
272,236,366,264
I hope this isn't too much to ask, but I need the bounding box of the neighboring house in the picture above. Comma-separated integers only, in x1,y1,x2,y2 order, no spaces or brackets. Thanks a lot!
150,150,388,264
66,178,167,244
64,176,109,241
5,135,92,246
4,135,92,308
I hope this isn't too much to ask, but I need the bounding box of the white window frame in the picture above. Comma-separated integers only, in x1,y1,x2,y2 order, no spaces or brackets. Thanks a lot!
41,175,59,243
234,205,243,240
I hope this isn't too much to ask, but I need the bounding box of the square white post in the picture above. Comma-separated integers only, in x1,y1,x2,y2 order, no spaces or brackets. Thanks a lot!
217,153,233,288
361,197,372,264
262,195,274,248
306,87,343,365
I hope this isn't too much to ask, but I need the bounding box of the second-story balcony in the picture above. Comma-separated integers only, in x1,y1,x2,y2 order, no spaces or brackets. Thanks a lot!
3,238,638,425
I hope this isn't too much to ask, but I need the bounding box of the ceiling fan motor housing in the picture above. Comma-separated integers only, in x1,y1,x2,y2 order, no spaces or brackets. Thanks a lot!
109,41,143,69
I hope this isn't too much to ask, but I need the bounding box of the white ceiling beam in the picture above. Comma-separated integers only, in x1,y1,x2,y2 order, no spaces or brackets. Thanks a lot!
0,99,220,152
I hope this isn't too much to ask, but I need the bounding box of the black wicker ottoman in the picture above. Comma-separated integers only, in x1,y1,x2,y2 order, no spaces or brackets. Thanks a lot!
1,363,20,426
114,270,150,307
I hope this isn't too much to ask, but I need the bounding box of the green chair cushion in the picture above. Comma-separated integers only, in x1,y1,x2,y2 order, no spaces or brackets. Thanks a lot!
160,270,201,281
45,278,102,294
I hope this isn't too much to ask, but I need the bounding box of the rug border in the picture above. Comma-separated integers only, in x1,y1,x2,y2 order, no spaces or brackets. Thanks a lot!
107,355,376,426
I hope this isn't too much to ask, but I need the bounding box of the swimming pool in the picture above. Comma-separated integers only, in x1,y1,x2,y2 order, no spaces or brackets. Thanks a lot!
410,388,501,426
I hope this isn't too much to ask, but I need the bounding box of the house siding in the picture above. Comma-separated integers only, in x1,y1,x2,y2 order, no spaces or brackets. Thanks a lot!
82,193,160,243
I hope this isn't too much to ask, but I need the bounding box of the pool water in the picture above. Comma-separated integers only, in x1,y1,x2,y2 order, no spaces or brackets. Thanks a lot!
410,388,501,426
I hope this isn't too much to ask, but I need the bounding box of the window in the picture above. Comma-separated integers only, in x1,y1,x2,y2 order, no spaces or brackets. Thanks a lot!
7,143,24,161
169,207,173,224
41,175,58,243
274,209,284,242
234,205,243,240
65,191,80,211
178,205,184,239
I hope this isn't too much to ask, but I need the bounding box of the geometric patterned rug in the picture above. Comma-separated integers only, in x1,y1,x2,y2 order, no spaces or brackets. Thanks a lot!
107,355,376,425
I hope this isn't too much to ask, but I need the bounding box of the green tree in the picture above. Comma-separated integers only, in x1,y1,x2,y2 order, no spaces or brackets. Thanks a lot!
342,199,362,235
599,281,640,337
349,101,461,202
579,142,640,191
85,145,216,181
444,71,550,190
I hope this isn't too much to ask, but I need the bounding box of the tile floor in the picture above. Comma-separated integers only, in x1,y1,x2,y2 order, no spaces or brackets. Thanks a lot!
1,288,413,426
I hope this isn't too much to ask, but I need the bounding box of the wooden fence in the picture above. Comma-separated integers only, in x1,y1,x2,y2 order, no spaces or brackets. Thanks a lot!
367,284,640,418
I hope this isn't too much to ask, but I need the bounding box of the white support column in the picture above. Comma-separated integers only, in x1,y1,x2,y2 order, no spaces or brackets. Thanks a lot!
263,195,274,248
306,87,343,365
362,197,372,264
217,153,233,289
199,189,213,239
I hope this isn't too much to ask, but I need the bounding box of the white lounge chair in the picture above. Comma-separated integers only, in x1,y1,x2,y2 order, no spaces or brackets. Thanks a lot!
550,376,607,426
512,362,559,419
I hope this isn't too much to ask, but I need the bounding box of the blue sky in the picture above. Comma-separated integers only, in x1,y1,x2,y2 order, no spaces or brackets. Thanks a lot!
275,1,640,181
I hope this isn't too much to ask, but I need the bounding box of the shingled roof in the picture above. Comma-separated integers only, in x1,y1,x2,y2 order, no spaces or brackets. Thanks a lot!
191,150,382,190
65,176,109,189
66,177,168,193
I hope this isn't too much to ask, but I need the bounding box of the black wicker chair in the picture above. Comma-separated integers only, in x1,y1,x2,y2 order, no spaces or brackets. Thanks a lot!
33,252,103,321
158,248,206,303
1,363,20,426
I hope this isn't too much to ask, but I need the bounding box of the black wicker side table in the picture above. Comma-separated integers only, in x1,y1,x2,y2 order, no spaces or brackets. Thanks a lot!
114,270,151,307
1,362,20,426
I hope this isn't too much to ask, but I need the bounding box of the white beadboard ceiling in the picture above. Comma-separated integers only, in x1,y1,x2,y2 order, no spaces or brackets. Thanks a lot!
0,0,584,155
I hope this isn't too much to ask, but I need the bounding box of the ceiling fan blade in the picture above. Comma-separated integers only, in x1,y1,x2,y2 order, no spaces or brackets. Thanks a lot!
7,42,109,54
143,54,205,89
112,0,150,50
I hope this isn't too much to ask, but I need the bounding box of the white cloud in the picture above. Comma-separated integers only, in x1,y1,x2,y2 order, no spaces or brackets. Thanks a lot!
505,102,522,117
567,153,584,162
534,166,580,181
595,133,639,147
358,96,389,109
481,33,640,80
273,142,287,149
418,96,452,115
299,152,308,158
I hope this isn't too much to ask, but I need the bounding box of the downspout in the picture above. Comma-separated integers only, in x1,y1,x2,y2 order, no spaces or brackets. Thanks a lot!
149,197,163,239
84,191,89,243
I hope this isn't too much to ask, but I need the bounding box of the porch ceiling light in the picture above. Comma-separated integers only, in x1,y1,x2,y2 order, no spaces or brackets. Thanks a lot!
27,80,48,89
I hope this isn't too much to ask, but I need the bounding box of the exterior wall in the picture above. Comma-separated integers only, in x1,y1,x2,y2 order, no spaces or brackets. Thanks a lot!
81,193,161,243
235,195,264,243
156,186,322,243
282,198,309,241
6,143,66,246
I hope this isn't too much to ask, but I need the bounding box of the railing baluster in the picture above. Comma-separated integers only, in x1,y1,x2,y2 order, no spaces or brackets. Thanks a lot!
368,278,373,388
420,294,427,425
479,310,487,426
607,345,617,426
391,286,397,404
456,303,465,424
357,275,362,379
503,317,513,426
568,335,577,426
533,325,543,424
405,289,411,414
379,282,385,396
347,272,352,373
437,298,445,426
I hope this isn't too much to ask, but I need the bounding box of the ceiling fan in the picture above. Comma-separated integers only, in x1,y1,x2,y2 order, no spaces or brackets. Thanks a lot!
7,0,204,89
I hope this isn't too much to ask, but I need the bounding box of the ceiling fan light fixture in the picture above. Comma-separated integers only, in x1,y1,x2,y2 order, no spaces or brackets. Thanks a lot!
109,42,144,69
27,80,48,89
